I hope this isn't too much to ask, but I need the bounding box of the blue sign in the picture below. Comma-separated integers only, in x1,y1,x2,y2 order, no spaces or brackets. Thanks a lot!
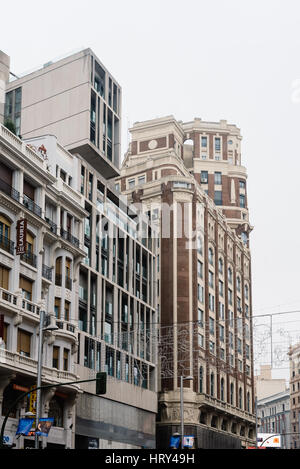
170,435,181,449
16,418,34,436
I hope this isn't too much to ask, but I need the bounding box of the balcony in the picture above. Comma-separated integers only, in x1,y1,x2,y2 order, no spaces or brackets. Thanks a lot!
20,250,37,268
42,264,52,281
0,236,15,255
0,287,17,306
55,320,76,335
22,194,42,218
45,217,57,235
0,348,78,383
0,177,20,203
21,297,40,316
60,228,80,248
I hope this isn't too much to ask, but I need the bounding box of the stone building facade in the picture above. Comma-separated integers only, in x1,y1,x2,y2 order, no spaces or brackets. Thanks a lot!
116,115,255,448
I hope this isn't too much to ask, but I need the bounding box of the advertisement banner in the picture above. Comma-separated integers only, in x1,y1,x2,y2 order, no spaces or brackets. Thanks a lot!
35,418,54,437
257,433,281,448
169,435,181,449
16,418,35,436
16,219,27,255
183,435,195,449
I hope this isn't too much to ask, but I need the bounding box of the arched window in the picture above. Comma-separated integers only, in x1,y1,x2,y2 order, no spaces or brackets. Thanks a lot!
230,383,234,405
208,248,214,266
218,257,223,274
210,372,214,397
199,366,203,393
220,378,225,401
239,387,243,409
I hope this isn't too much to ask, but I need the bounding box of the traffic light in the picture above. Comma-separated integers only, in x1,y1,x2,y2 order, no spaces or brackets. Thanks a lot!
96,372,107,395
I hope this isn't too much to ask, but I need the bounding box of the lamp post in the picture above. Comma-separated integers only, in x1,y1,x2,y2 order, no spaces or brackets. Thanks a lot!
34,311,58,449
180,375,193,449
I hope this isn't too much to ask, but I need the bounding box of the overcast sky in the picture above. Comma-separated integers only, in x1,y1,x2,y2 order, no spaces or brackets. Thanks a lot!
2,0,300,379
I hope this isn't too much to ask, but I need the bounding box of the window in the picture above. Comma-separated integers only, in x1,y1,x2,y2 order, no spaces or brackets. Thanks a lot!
209,317,215,335
198,334,204,348
0,214,11,250
237,338,242,354
198,284,204,303
5,87,22,136
219,280,224,297
239,388,243,409
128,179,135,188
64,301,70,321
63,348,69,371
0,265,9,290
219,302,225,320
228,267,232,283
219,325,224,342
17,329,31,357
19,276,33,301
53,346,59,369
220,378,225,401
230,383,234,405
199,366,204,393
240,194,245,208
54,297,61,319
214,191,222,206
237,276,241,292
209,341,215,354
228,288,233,305
215,137,221,151
218,257,223,274
210,373,214,396
214,172,222,185
209,293,214,311
200,171,208,184
208,248,214,265
209,270,214,288
198,260,203,278
198,308,204,327
138,175,146,185
201,136,207,148
239,180,245,189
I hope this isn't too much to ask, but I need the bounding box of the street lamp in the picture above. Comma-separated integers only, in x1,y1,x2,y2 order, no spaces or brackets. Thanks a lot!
35,311,58,449
180,375,193,449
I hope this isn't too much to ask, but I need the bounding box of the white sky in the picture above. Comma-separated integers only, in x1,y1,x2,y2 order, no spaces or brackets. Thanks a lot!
2,0,300,379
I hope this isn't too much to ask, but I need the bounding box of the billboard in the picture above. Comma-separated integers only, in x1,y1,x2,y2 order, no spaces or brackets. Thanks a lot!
257,433,281,448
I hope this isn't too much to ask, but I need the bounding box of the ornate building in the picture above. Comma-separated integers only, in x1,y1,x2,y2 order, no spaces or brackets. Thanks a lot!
116,115,255,448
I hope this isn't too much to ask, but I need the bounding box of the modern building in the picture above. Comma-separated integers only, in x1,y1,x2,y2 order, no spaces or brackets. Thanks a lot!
116,115,255,448
0,123,86,449
288,343,300,449
5,48,121,178
257,389,291,449
1,48,158,449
